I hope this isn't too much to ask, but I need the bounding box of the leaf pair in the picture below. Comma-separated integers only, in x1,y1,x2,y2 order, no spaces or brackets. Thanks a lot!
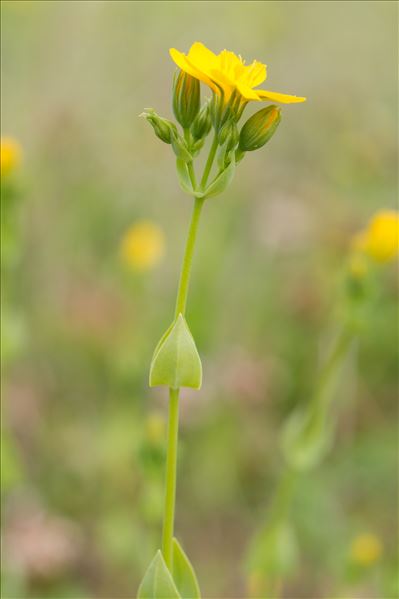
149,314,202,390
137,538,201,599
176,154,236,201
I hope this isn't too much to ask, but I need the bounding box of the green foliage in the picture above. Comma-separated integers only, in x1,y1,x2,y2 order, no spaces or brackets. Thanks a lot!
137,550,181,598
281,402,333,471
149,314,202,390
203,154,236,199
172,538,201,599
1,2,397,598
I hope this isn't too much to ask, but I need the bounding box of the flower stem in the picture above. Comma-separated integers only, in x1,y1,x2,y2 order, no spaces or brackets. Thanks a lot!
161,131,219,568
200,133,219,190
162,195,205,568
184,128,197,190
174,196,205,317
314,328,354,410
162,386,180,568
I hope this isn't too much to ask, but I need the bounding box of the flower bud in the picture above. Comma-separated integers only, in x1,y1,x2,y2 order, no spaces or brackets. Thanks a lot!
239,105,281,152
140,109,178,144
190,100,212,141
172,70,200,129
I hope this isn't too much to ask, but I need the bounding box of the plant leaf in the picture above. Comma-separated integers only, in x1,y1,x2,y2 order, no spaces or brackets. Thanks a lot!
176,159,194,195
281,403,333,471
203,153,235,199
137,550,181,599
149,314,202,390
171,538,201,599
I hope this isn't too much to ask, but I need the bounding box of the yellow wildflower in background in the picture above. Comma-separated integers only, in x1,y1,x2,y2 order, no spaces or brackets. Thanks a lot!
352,210,399,263
170,42,306,105
350,533,383,566
120,220,165,271
145,411,166,445
0,137,22,178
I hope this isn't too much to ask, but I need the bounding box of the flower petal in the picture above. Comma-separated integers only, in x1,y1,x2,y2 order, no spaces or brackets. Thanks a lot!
170,46,219,93
256,89,307,103
188,42,219,71
236,82,261,101
241,60,267,88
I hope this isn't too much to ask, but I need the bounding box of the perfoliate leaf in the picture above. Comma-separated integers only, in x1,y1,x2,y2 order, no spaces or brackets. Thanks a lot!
203,154,235,199
149,314,202,390
137,550,181,598
171,135,192,163
172,538,201,599
176,160,205,199
248,521,298,575
176,159,194,196
281,403,333,471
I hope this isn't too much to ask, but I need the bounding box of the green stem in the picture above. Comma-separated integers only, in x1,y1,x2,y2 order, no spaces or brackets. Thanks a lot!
187,161,197,190
200,133,219,190
315,328,354,409
184,128,197,190
269,467,297,525
162,387,180,567
162,196,205,568
174,196,205,317
161,133,218,569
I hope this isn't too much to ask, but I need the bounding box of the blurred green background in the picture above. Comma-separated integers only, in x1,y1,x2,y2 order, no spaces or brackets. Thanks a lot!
1,1,397,598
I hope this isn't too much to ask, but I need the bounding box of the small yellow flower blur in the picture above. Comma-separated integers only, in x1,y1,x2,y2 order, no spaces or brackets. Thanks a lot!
350,533,383,566
349,251,368,279
0,137,22,178
145,411,166,445
120,220,165,271
352,210,399,263
170,42,306,106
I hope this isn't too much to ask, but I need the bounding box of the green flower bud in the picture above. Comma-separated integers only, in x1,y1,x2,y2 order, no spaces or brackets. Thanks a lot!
172,70,200,129
225,123,239,153
140,109,178,144
239,105,281,152
190,100,212,141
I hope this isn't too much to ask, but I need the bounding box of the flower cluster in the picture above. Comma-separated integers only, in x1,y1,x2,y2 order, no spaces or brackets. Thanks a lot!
141,42,305,201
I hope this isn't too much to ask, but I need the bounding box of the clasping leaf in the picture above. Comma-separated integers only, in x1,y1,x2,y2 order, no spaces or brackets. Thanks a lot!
176,159,205,199
137,550,181,598
203,153,235,199
149,314,202,390
172,538,201,598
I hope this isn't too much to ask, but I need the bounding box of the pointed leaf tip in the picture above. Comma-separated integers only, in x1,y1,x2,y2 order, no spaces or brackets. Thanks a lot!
149,314,202,390
172,538,201,598
137,550,181,598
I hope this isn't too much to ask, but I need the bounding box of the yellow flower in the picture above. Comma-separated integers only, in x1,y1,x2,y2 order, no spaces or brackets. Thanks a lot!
120,220,165,271
352,210,399,263
350,533,383,566
170,42,306,107
1,137,22,178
